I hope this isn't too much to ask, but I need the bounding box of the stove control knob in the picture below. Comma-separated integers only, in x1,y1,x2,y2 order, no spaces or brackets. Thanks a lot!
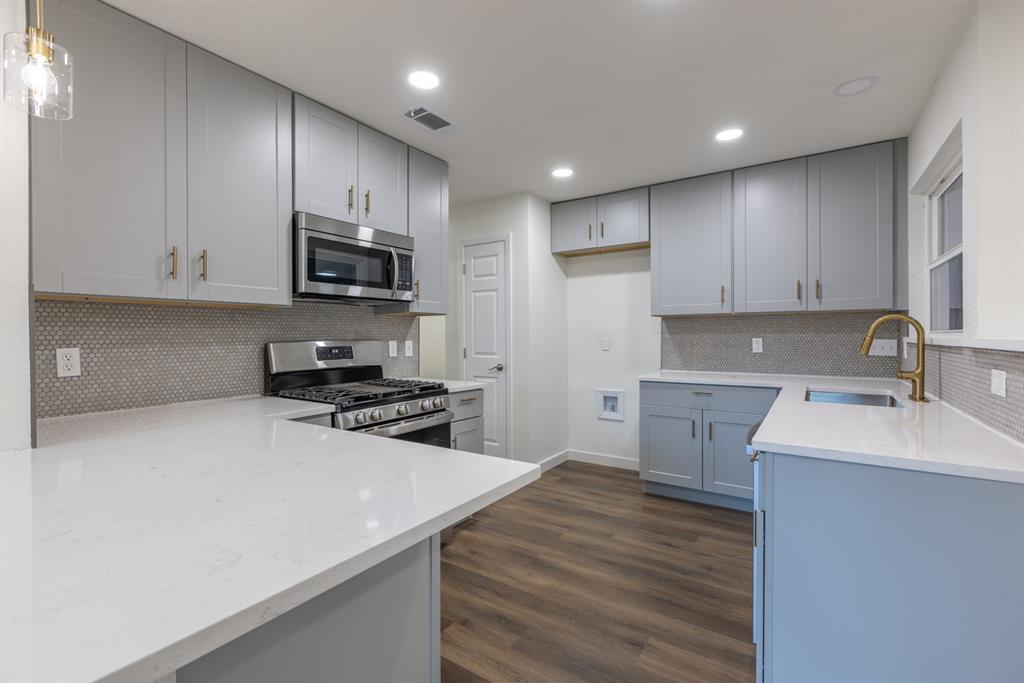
354,412,367,425
397,404,409,416
370,409,384,422
420,399,431,410
432,397,444,409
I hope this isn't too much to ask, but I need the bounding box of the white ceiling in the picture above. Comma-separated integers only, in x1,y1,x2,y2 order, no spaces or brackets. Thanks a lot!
107,0,972,204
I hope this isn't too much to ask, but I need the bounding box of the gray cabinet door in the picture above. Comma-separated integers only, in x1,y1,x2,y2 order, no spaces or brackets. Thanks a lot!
451,417,484,454
357,125,408,234
31,0,187,300
733,159,807,313
293,95,358,223
639,405,703,489
550,197,597,253
596,188,649,247
702,410,761,500
808,141,894,311
407,149,448,314
187,45,292,305
651,173,733,315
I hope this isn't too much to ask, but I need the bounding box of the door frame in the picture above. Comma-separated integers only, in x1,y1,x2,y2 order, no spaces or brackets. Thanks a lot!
458,233,513,460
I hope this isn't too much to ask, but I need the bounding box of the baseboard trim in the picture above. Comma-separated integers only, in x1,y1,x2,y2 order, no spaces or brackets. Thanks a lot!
567,449,639,471
643,481,753,512
536,450,569,472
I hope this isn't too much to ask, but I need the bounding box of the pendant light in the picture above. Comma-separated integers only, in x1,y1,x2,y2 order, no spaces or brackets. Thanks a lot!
3,0,73,120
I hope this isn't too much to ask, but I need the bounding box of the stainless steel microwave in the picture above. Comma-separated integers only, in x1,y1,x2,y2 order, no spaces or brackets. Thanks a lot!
293,213,414,304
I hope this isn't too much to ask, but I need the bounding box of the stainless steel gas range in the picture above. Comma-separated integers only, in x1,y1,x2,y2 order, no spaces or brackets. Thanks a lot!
265,340,452,447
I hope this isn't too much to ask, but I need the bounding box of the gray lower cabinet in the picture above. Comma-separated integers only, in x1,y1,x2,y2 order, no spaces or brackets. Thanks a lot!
31,0,187,300
639,405,702,489
450,389,484,454
650,173,733,315
357,125,408,234
733,158,807,313
702,410,761,498
293,94,359,223
187,45,292,305
808,140,894,311
406,149,449,315
596,188,650,248
550,197,597,253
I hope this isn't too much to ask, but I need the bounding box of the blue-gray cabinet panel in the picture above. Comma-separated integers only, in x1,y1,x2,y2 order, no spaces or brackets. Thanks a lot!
808,141,894,311
639,405,702,489
596,187,649,247
357,124,408,234
293,94,358,223
407,148,449,314
702,410,761,499
551,197,597,253
639,381,778,415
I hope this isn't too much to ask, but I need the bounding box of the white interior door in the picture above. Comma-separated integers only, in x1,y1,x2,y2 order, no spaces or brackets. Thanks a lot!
461,239,509,459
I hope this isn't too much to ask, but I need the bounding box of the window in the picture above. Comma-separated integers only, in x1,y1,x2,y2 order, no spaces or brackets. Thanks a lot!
928,166,963,331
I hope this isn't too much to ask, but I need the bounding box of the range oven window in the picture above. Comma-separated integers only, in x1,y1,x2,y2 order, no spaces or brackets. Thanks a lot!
307,236,391,289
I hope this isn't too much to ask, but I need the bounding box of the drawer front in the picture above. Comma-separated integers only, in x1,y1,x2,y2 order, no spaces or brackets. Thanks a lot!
450,389,484,421
640,381,778,414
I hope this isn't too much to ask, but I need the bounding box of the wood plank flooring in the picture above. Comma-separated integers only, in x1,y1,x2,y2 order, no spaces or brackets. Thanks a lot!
440,461,756,683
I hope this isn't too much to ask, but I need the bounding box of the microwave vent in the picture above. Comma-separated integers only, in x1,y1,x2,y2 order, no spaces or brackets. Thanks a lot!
404,106,455,133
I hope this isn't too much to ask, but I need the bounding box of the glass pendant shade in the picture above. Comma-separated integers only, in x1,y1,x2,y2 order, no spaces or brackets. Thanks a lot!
3,29,73,120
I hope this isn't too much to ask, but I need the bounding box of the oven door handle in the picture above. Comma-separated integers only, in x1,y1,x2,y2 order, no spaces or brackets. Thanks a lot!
389,247,400,298
354,410,453,438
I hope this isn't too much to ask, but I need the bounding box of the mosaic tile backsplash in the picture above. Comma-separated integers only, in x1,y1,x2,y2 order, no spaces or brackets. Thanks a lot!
661,311,901,377
904,343,1024,443
34,301,419,418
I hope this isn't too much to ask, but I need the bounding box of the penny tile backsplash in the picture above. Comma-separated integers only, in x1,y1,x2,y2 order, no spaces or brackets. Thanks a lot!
34,301,419,418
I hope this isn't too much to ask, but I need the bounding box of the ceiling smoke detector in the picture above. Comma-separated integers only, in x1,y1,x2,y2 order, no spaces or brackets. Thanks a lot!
404,105,457,134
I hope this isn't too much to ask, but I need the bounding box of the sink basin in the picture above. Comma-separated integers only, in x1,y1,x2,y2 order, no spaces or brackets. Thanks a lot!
805,390,900,407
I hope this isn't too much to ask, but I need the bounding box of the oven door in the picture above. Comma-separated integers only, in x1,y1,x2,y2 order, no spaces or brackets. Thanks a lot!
296,226,414,302
350,410,453,448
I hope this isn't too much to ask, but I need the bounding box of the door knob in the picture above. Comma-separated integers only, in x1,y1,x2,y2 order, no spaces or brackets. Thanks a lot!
489,363,504,372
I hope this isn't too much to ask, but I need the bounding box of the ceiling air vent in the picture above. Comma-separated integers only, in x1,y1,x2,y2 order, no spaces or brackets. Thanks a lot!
404,106,456,134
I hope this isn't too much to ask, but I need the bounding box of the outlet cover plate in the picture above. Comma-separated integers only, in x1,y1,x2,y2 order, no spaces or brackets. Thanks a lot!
600,337,611,352
388,340,398,357
404,340,414,357
868,339,898,357
991,370,1007,398
751,338,763,353
56,347,81,377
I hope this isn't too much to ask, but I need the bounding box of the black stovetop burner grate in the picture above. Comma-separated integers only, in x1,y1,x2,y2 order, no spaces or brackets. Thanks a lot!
278,378,447,409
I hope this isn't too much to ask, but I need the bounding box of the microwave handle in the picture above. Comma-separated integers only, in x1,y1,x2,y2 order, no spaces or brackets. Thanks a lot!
389,247,399,297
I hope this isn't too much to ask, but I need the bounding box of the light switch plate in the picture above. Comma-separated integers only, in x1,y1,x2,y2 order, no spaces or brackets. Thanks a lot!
56,347,81,377
404,340,414,357
751,338,763,353
388,340,398,357
600,337,611,352
868,339,898,357
991,369,1007,398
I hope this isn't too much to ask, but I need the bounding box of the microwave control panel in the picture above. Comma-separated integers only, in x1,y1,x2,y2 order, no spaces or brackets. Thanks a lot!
396,254,413,292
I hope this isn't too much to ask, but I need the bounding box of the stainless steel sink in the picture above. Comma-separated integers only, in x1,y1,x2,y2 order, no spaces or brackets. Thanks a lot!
805,390,900,407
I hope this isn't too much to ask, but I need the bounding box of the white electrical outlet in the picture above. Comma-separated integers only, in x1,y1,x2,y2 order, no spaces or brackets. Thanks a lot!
991,370,1007,398
56,347,81,377
388,340,398,357
404,340,414,357
868,339,898,357
600,337,611,351
751,338,763,353
903,338,909,360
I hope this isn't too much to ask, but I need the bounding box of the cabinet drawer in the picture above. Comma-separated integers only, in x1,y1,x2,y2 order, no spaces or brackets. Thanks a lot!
640,381,777,414
450,390,483,421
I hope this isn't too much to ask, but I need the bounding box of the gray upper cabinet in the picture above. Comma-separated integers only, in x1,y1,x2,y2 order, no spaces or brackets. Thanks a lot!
187,45,291,305
702,410,761,500
551,197,597,253
651,173,733,315
293,95,358,223
407,149,449,315
808,141,894,311
31,0,187,300
639,405,703,489
357,125,408,234
733,159,808,313
596,188,650,248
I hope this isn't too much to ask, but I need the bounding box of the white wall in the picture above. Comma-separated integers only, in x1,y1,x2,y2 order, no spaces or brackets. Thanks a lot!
908,0,1024,346
1,0,33,451
566,251,661,469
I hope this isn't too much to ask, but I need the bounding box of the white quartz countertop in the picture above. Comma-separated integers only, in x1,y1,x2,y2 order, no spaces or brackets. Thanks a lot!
0,396,539,683
639,371,1024,484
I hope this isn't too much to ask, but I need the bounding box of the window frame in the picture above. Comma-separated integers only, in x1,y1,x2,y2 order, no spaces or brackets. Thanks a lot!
926,158,964,333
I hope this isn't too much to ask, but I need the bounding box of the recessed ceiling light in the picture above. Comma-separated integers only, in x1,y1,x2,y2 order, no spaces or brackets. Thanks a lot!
715,128,743,142
552,167,574,178
407,70,440,90
833,76,878,97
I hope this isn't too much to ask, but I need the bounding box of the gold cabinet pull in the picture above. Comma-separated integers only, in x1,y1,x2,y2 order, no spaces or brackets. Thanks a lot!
588,223,592,241
816,279,822,301
796,279,802,302
200,249,208,281
600,221,605,238
414,279,421,300
691,420,695,439
365,190,371,214
708,421,714,441
720,285,726,305
169,246,178,280
348,185,354,212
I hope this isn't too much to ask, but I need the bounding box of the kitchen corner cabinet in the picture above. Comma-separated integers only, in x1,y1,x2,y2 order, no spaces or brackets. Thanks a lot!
31,0,188,300
357,125,408,234
406,149,449,315
733,159,808,313
293,95,359,223
808,141,894,310
187,45,292,305
650,173,733,315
